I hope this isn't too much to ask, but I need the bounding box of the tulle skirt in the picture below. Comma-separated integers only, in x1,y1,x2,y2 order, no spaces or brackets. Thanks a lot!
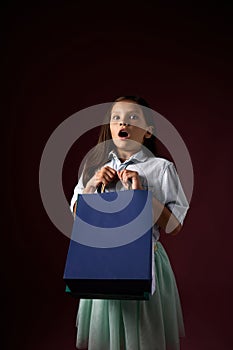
75,242,185,350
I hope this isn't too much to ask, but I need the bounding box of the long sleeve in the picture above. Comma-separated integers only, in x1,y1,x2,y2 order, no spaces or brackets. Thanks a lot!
160,163,189,225
70,173,85,213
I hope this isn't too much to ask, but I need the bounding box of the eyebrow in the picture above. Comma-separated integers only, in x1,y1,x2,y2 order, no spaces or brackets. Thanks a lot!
111,110,142,114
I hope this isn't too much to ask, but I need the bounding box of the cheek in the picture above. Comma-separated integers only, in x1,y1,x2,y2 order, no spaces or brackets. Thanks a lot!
135,128,147,140
110,125,117,138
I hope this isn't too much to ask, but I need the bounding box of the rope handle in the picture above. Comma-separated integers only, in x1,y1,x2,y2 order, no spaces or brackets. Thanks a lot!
101,181,132,192
101,183,106,193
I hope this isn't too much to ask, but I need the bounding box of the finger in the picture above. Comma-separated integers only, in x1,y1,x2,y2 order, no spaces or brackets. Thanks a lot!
117,170,124,177
97,169,110,181
96,171,111,183
121,174,131,189
117,170,123,181
104,169,117,180
122,170,132,182
118,170,130,183
101,170,118,184
119,170,127,183
104,166,117,176
97,173,107,185
102,176,108,185
101,173,112,183
122,171,128,183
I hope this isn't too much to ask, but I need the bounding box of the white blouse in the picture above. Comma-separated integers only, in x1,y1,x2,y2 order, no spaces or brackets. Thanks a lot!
70,149,189,241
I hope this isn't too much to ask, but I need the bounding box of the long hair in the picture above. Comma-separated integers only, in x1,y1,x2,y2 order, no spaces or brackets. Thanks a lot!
82,95,157,187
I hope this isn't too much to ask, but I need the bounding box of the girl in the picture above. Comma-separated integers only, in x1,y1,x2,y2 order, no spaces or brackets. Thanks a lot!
70,96,189,350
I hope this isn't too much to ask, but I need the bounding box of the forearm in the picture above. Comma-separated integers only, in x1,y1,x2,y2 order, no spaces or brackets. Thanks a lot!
72,185,96,219
82,184,96,194
152,196,181,235
72,200,77,218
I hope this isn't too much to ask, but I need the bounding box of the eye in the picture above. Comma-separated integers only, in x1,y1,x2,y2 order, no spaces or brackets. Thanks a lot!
111,115,120,121
129,114,138,120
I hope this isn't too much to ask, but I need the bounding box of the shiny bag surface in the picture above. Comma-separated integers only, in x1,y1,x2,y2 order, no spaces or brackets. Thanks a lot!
63,189,154,300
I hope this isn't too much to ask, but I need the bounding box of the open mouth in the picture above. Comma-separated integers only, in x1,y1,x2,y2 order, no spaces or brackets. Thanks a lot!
118,130,129,138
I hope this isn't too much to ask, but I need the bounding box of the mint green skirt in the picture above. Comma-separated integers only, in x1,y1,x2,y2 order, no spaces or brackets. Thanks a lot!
75,242,185,350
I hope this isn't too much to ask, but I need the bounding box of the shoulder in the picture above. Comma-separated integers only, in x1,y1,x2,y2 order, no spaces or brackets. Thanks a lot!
137,156,175,185
144,155,174,172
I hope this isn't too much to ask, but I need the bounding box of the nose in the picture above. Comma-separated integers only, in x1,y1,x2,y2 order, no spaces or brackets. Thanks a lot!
119,122,130,126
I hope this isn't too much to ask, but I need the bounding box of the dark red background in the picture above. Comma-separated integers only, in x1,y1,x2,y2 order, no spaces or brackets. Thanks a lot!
2,2,233,349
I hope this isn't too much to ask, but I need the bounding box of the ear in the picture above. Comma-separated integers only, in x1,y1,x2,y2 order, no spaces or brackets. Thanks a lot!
144,125,154,139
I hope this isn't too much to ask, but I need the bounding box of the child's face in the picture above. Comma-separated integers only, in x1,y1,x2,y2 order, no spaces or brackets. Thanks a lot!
109,101,152,154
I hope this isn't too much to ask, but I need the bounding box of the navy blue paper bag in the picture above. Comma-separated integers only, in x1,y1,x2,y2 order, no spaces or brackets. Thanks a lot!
63,189,154,300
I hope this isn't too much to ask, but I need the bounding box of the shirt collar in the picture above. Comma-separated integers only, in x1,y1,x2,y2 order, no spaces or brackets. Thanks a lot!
108,149,149,164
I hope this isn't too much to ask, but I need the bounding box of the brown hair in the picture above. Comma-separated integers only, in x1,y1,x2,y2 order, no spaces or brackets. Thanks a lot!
82,95,157,187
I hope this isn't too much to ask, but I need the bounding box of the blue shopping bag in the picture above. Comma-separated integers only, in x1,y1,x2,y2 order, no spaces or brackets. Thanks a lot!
63,189,154,300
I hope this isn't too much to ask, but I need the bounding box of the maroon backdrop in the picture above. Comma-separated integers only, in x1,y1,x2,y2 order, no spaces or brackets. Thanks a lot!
2,2,233,350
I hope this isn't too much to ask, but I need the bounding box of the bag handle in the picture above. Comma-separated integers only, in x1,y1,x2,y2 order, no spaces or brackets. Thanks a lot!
100,181,132,192
101,183,106,193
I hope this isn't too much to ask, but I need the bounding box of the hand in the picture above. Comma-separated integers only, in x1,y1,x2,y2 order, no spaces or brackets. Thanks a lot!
95,166,117,186
84,166,117,193
117,169,143,190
